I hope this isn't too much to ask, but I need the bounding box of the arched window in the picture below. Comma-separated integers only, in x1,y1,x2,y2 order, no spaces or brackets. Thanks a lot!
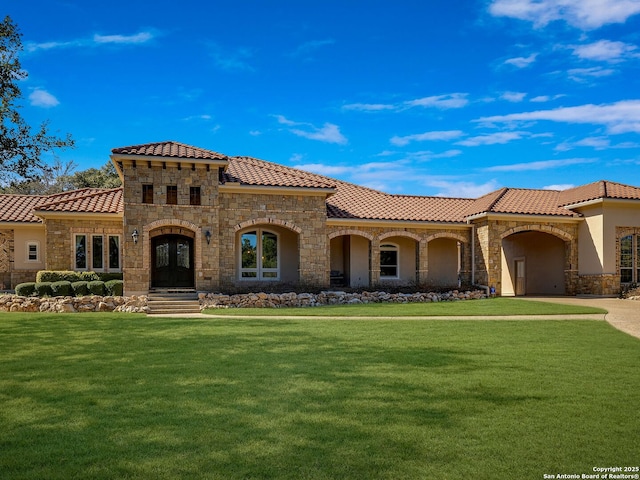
240,229,279,280
380,243,399,279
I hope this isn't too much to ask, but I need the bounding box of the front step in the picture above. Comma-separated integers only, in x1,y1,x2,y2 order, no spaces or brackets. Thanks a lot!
147,291,201,315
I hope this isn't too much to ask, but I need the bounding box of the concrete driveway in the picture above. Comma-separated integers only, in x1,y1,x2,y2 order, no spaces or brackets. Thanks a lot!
524,296,640,340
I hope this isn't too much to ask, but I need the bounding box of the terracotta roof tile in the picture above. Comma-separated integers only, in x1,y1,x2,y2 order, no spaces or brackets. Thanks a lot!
225,156,337,189
35,188,123,214
112,141,228,161
466,188,579,217
224,156,474,222
559,180,640,206
0,194,47,223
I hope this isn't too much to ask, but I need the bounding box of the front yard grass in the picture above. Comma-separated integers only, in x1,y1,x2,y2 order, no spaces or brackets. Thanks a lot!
0,313,637,479
203,297,607,316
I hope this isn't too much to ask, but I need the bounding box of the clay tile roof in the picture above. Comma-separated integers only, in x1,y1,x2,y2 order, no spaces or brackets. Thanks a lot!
35,188,124,215
111,141,228,161
223,156,472,222
0,194,47,223
328,182,474,222
465,187,579,218
559,180,640,206
225,156,337,189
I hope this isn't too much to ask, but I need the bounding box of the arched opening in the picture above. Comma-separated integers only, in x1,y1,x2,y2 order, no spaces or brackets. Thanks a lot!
151,234,195,288
501,231,566,296
237,224,299,283
329,234,371,288
378,235,418,286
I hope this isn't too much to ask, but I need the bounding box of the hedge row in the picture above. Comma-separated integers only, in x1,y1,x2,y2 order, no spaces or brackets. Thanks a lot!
16,280,124,298
35,270,123,283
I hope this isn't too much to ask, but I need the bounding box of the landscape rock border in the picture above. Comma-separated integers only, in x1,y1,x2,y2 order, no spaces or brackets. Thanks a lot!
200,289,486,309
0,295,149,313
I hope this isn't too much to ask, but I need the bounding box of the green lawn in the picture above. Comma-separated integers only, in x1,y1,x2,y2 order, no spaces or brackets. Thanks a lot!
204,297,608,316
1,313,638,480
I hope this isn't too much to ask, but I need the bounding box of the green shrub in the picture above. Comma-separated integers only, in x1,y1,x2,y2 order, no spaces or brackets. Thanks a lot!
36,270,100,283
80,271,100,282
87,281,106,296
35,282,53,297
15,282,36,297
51,281,72,297
71,281,89,297
105,279,124,296
98,272,124,282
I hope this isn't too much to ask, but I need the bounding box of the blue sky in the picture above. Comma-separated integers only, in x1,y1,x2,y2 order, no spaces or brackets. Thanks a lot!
7,0,640,197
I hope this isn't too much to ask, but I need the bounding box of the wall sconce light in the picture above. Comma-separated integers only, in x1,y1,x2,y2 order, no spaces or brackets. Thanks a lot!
132,229,139,244
205,230,212,245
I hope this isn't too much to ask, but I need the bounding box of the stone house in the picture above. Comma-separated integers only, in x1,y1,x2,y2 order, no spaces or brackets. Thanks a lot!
1,140,640,297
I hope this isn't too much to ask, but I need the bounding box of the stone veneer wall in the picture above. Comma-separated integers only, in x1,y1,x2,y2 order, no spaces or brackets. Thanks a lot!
326,225,472,286
471,218,579,295
122,163,219,295
0,229,13,288
218,192,329,289
43,218,123,271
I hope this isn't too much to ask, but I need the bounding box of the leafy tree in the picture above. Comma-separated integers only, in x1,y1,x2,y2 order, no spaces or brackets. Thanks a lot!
0,15,74,184
69,161,121,189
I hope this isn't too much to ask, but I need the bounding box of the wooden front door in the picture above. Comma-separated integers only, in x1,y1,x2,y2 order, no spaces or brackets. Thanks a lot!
151,235,194,288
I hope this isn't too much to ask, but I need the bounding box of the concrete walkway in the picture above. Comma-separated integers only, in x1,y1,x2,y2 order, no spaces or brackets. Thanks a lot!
150,296,640,339
521,296,640,340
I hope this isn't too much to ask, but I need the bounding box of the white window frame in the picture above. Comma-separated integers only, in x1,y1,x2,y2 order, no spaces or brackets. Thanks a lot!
26,241,40,263
380,243,400,280
72,234,122,272
91,234,105,272
74,234,88,270
620,234,640,284
239,229,280,281
108,235,122,271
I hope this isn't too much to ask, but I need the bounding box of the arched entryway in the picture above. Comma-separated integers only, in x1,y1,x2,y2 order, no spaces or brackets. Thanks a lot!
329,231,373,288
501,230,567,296
151,234,195,288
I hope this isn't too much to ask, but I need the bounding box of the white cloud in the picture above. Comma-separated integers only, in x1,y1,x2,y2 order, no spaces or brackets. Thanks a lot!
275,115,347,145
485,158,595,172
29,88,60,108
209,43,254,72
571,39,639,62
404,93,469,109
426,179,501,198
488,0,640,30
93,32,153,44
556,136,611,151
291,123,347,145
501,91,527,102
342,103,396,112
477,100,640,134
530,94,565,103
503,53,538,67
457,131,527,146
567,66,616,81
544,183,576,190
26,31,155,52
390,130,464,146
289,39,335,58
294,163,352,176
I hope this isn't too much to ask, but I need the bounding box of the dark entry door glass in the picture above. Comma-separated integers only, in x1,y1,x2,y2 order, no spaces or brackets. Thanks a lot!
152,235,194,287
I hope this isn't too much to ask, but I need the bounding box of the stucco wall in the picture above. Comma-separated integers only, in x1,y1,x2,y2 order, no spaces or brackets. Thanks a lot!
428,237,460,287
13,225,46,270
603,202,640,273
